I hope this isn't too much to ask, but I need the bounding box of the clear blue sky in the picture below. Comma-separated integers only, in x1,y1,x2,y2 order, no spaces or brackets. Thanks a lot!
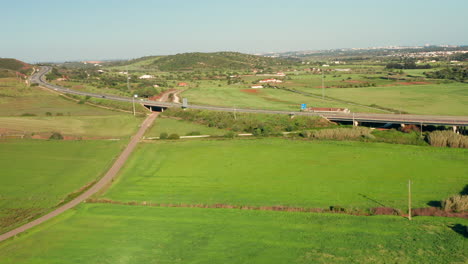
1,0,467,62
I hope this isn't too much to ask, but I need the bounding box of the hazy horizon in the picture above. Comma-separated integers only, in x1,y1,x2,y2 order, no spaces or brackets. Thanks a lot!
2,0,468,62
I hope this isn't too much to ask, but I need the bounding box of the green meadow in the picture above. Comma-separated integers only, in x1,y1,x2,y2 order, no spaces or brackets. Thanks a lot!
0,78,142,137
311,83,468,116
182,81,382,113
0,140,124,233
0,204,466,264
103,139,467,210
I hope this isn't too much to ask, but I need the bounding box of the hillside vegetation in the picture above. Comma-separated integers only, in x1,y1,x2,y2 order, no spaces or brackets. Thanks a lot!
0,58,31,76
108,52,297,71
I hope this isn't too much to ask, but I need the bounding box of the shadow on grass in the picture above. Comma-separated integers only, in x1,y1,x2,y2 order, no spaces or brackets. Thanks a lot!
358,193,386,207
449,224,467,238
460,184,468,195
427,200,442,207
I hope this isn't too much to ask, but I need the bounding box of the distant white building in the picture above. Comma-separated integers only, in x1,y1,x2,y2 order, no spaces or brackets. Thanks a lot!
251,85,263,89
139,74,155,79
259,78,283,83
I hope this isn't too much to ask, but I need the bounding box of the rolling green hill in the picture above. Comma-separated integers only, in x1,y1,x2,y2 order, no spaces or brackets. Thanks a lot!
0,58,31,77
107,52,297,71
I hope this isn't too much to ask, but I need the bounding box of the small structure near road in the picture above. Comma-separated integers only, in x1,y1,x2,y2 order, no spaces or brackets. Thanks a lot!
251,85,263,89
307,107,350,113
139,74,155,79
259,78,283,83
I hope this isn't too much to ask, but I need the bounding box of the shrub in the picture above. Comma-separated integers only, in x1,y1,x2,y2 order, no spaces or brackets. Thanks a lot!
299,131,311,138
186,131,201,136
21,113,36,116
56,112,63,116
49,132,64,140
311,127,371,140
442,195,468,212
159,132,168,139
224,131,236,138
427,130,468,148
45,112,53,116
167,133,180,140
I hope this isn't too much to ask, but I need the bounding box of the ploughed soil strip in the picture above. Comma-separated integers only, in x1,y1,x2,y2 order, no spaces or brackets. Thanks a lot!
85,198,468,219
0,112,159,242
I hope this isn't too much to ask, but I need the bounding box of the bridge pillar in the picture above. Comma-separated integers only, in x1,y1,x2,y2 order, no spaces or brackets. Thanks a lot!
453,126,459,134
353,120,359,127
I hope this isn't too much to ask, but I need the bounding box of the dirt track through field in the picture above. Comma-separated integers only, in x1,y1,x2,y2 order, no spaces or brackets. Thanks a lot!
0,112,159,243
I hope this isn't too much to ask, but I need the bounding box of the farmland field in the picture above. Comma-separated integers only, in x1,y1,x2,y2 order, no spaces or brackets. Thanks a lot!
182,81,384,113
0,204,466,264
309,83,468,116
0,115,141,138
0,78,143,137
0,78,123,116
102,139,467,210
0,140,125,233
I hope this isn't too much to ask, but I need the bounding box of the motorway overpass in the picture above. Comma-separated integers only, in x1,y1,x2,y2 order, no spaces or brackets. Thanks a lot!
31,66,468,127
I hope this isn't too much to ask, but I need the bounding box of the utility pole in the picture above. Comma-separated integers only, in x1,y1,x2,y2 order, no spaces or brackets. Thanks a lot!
133,94,138,116
126,69,130,91
408,179,412,221
321,71,325,99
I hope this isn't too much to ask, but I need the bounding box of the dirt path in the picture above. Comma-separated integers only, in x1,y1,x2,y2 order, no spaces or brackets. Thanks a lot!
0,112,159,243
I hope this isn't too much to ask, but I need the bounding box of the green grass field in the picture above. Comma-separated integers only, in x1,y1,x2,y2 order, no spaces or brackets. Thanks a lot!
145,117,229,137
0,204,466,264
0,78,122,116
182,81,384,113
0,78,143,137
0,115,141,138
0,140,125,233
311,83,468,116
102,139,467,210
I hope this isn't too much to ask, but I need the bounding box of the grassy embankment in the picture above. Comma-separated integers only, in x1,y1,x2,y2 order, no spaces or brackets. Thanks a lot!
145,117,229,137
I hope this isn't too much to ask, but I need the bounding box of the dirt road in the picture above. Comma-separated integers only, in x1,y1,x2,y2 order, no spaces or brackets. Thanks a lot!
0,112,159,242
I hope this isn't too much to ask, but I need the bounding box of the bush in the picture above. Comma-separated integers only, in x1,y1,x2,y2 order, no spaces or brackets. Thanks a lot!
427,130,468,148
186,131,201,136
223,131,237,138
49,132,64,140
442,195,468,212
56,112,63,116
167,133,180,140
311,127,371,140
159,132,168,139
21,113,36,116
45,112,53,116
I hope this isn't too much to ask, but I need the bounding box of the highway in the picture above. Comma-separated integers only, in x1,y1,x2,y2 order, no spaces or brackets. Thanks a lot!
32,66,468,126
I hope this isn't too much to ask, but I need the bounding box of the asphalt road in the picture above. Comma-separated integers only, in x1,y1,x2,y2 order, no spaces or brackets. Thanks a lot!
32,66,468,126
0,112,159,242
